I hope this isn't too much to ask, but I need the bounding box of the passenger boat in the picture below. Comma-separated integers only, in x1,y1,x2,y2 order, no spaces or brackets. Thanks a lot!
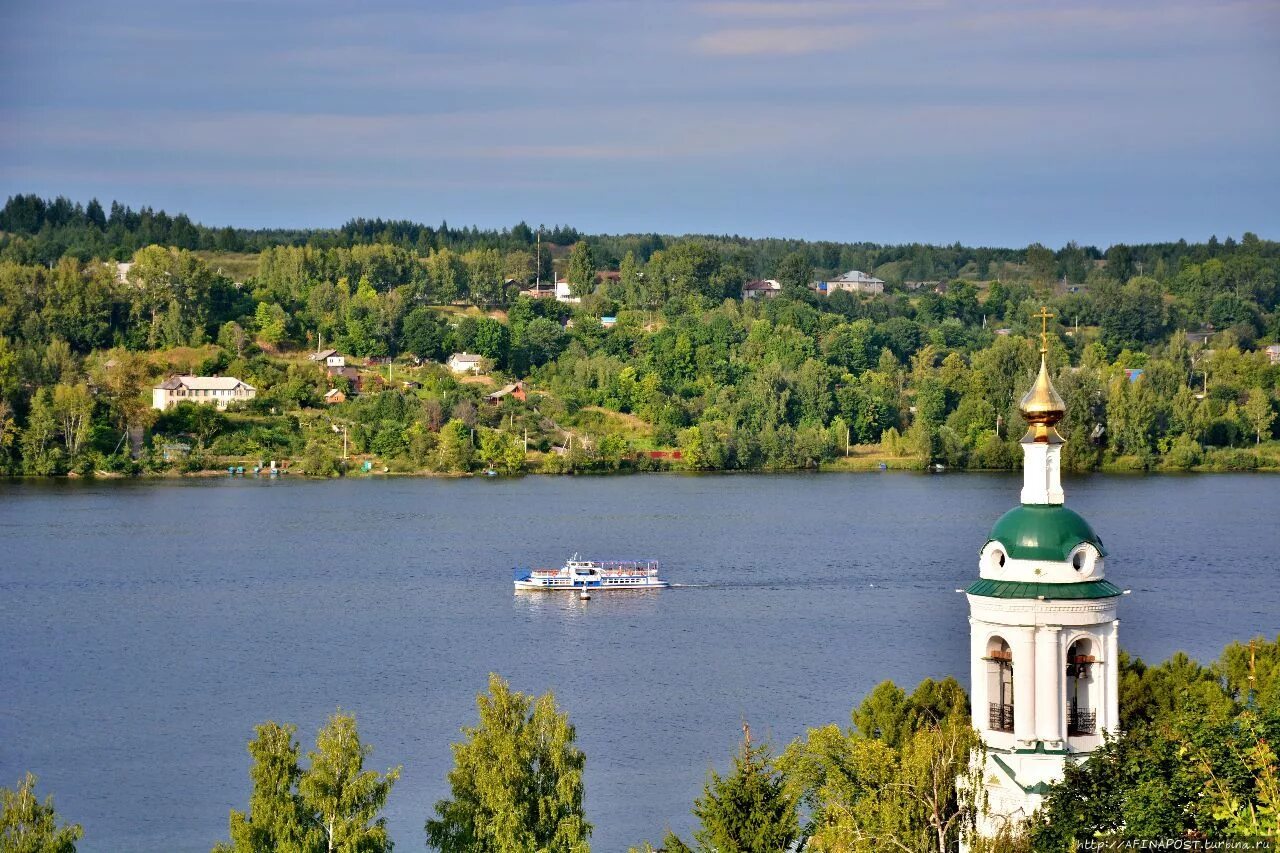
513,555,669,591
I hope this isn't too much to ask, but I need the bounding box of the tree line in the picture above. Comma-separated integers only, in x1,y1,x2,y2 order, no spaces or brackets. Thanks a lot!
0,195,1277,479
6,636,1277,851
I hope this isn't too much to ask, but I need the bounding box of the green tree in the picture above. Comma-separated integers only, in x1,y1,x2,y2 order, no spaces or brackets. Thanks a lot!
780,679,976,853
478,429,524,473
566,241,596,299
50,384,93,464
463,248,505,306
1243,389,1275,444
426,673,590,853
299,712,400,853
1,773,82,853
426,248,466,303
471,318,510,369
775,252,814,298
1025,243,1054,283
254,302,288,348
521,317,565,368
663,737,798,853
435,419,473,473
219,321,249,358
401,308,448,361
20,388,63,475
214,722,320,853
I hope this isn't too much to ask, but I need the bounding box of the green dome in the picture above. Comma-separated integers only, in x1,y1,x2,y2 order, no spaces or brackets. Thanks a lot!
985,504,1107,562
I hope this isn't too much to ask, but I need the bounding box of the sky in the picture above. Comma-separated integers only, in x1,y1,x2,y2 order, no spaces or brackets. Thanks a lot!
1,0,1278,247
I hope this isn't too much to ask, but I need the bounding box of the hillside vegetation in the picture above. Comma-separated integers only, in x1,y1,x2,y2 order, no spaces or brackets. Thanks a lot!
0,194,1277,477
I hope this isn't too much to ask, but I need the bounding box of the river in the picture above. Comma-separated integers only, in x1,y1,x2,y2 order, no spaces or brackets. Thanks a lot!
1,471,1276,851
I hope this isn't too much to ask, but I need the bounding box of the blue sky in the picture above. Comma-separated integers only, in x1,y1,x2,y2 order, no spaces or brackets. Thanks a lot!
2,0,1277,246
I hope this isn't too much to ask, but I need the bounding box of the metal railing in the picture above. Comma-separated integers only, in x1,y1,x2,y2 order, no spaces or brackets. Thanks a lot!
1069,707,1096,735
988,703,1014,732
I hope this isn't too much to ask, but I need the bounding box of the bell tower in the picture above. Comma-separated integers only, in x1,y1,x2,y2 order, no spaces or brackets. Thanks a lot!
967,309,1123,837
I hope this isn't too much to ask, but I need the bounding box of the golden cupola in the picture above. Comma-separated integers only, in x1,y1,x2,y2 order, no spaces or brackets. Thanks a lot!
1020,307,1065,442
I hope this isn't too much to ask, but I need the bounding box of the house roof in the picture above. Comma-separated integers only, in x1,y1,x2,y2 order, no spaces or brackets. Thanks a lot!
487,382,525,399
449,352,483,363
324,388,344,399
157,375,254,391
832,270,884,284
310,349,339,360
743,279,781,291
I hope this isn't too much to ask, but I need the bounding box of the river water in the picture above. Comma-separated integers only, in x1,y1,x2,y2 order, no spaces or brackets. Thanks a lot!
1,472,1277,851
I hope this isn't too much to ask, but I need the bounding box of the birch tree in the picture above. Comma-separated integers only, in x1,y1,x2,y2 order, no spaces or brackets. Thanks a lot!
1,773,82,853
427,674,590,853
298,712,399,853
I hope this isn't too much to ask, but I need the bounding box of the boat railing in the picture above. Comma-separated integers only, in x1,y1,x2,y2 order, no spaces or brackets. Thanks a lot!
533,561,661,577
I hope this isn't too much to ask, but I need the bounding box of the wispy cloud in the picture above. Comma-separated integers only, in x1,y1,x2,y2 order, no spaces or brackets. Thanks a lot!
697,0,939,18
694,24,866,55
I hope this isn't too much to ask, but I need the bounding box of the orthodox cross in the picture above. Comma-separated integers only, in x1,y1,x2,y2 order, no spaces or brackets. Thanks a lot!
1034,306,1054,353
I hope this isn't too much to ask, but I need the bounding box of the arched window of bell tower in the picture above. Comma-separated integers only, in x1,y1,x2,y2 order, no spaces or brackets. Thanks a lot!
985,637,1014,733
1067,638,1097,736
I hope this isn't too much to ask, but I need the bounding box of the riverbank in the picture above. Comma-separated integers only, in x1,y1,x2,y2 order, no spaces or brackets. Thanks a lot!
27,448,1280,482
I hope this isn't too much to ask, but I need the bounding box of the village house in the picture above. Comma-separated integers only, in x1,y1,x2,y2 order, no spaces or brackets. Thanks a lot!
520,281,556,299
328,364,363,393
1186,327,1215,347
1265,344,1280,365
554,278,581,304
323,388,346,405
309,349,346,368
485,381,528,404
903,279,943,292
813,270,885,295
447,352,484,373
741,279,782,300
600,316,618,328
152,376,256,411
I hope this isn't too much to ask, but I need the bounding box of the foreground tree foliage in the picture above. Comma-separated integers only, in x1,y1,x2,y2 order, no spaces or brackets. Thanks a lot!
659,738,799,853
779,678,980,853
1027,634,1280,848
0,774,82,853
213,711,399,853
426,673,590,853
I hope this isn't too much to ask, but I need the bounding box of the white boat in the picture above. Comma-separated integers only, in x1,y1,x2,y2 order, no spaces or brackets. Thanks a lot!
513,555,669,591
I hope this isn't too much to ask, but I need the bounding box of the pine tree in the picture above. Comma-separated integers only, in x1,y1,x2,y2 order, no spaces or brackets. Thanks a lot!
665,735,798,853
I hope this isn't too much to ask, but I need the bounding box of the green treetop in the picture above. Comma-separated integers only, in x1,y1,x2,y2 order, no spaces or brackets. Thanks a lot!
426,673,590,853
661,734,799,853
214,712,399,853
0,773,82,853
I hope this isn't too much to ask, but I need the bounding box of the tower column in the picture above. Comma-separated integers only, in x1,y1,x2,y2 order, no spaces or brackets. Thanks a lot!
1012,628,1036,740
1104,620,1120,734
1021,441,1064,505
1035,625,1063,743
970,619,987,733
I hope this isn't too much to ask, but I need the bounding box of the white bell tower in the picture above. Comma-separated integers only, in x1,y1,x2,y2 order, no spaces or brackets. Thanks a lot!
966,309,1123,838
